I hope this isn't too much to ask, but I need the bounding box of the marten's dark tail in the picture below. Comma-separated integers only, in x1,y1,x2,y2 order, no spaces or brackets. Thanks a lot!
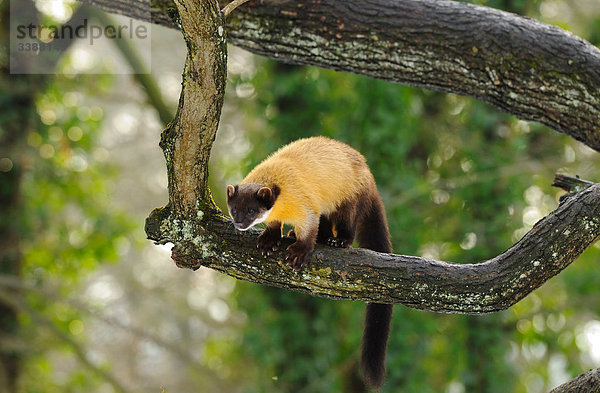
356,193,393,390
361,303,393,389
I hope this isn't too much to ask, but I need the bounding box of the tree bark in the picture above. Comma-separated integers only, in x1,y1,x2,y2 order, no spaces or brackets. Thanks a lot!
79,0,600,151
549,368,600,393
158,0,227,218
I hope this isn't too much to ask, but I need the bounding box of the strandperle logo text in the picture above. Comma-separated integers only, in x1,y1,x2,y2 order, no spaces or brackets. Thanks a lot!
15,18,148,46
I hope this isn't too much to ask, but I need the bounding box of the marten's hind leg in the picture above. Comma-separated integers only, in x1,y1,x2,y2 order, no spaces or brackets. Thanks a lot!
327,200,358,248
316,215,334,244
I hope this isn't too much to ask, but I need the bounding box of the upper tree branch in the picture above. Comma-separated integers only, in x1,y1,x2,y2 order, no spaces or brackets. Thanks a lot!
78,0,600,151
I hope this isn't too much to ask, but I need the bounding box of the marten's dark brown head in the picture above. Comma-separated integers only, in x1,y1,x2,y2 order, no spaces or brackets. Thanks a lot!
226,183,279,231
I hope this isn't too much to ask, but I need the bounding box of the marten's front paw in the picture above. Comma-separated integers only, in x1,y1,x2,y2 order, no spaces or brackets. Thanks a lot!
285,241,314,272
257,230,281,256
327,237,351,248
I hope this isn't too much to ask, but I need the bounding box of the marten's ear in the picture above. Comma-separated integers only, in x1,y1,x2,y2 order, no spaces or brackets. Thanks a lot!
256,187,274,206
226,185,237,199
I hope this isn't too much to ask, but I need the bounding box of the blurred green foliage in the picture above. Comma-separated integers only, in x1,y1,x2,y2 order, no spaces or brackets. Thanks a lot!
22,74,132,278
12,73,137,392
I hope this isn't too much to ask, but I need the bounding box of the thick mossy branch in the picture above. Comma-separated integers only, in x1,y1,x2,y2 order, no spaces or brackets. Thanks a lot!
146,182,600,314
224,0,600,150
80,0,600,151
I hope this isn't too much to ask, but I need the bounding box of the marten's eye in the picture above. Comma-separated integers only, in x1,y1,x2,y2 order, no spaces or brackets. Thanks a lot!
248,208,256,215
231,208,237,215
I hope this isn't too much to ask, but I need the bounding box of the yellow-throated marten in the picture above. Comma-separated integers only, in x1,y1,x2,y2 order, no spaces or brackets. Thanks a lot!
226,136,393,389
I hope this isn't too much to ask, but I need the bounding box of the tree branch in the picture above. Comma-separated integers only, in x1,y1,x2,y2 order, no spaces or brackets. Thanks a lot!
221,0,250,18
552,173,596,193
78,0,600,151
158,0,227,217
146,180,600,314
549,368,600,393
226,0,600,150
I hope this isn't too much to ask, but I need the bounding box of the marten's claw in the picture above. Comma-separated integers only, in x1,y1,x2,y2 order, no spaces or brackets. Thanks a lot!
257,231,281,257
260,246,276,257
285,241,312,271
327,237,350,248
260,243,280,257
286,257,304,272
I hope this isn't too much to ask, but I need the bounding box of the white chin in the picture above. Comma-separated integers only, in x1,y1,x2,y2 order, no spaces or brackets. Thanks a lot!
232,208,273,231
252,208,273,226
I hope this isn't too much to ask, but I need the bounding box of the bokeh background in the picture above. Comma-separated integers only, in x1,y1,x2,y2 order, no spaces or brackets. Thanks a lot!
1,0,600,392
